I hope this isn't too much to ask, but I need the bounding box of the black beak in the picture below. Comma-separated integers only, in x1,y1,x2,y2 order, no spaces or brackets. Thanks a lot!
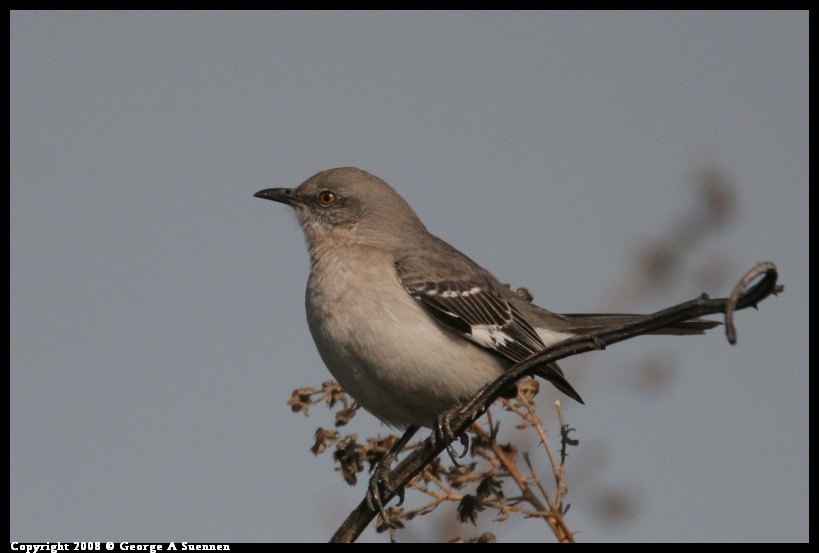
254,188,303,206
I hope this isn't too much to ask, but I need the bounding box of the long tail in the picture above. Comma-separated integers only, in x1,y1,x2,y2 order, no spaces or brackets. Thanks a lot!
559,313,720,335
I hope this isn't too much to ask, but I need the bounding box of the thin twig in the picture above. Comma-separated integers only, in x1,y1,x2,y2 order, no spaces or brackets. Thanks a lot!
523,452,573,542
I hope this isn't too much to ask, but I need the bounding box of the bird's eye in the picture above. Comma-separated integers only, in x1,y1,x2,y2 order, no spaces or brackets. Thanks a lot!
317,191,336,206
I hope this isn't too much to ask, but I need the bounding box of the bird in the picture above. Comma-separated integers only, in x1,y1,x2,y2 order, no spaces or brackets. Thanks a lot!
254,167,718,433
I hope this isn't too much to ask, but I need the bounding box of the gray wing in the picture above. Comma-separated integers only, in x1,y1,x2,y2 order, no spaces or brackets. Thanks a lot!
395,255,583,403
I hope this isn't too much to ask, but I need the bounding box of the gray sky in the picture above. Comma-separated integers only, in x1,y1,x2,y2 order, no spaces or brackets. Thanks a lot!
10,11,807,543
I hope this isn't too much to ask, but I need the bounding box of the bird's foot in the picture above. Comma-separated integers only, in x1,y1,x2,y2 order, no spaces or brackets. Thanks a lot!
434,410,470,465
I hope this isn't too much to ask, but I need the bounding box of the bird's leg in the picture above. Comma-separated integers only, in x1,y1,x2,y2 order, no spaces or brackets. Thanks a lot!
434,409,469,465
367,425,418,526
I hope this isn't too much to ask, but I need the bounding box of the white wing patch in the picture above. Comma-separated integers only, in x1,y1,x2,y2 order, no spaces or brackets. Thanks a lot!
469,325,514,349
435,287,482,299
534,327,574,347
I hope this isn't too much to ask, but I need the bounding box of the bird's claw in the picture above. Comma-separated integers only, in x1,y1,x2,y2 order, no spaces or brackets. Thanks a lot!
435,411,470,464
367,462,402,528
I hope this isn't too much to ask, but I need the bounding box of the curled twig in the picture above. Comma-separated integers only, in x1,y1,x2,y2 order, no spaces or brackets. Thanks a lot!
724,262,783,344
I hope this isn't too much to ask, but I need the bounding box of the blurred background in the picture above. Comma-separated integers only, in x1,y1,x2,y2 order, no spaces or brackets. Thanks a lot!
10,11,807,542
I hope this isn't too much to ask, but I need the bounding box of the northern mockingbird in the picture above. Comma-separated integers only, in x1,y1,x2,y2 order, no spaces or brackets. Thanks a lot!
255,167,718,432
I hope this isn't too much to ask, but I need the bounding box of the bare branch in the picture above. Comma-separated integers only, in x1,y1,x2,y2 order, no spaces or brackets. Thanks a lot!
329,263,781,543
